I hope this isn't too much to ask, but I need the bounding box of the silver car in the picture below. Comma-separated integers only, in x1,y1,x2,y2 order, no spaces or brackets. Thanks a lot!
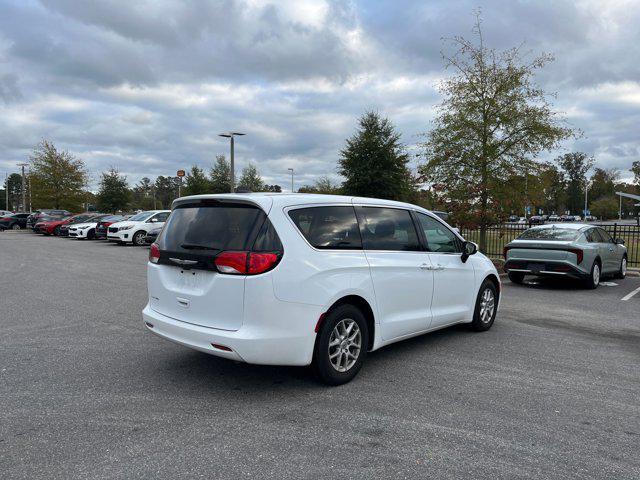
504,224,627,288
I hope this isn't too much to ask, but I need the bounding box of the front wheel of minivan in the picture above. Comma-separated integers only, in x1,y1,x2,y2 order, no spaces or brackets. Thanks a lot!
313,304,368,386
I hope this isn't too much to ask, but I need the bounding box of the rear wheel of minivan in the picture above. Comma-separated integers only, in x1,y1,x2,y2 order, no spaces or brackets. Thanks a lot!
313,304,368,386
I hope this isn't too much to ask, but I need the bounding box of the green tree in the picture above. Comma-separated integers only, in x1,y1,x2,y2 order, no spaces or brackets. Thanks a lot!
29,140,88,211
298,176,342,194
238,164,264,192
154,176,178,208
590,196,618,220
96,168,131,213
184,165,211,195
540,164,566,214
630,161,640,192
209,155,233,193
131,177,155,210
589,168,618,202
339,111,412,200
2,173,23,211
556,152,594,214
418,15,574,246
264,184,282,192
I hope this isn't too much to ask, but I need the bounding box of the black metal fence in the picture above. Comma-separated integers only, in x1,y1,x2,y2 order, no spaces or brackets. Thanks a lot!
458,223,640,267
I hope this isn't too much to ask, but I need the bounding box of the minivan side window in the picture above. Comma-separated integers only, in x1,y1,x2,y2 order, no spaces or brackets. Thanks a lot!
416,213,461,253
150,212,170,223
289,206,362,249
356,207,421,251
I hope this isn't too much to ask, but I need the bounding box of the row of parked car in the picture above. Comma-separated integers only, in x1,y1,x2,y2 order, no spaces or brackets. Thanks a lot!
507,214,598,225
0,208,170,246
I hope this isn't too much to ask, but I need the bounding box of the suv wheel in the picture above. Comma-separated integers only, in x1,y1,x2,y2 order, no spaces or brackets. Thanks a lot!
614,256,627,280
133,231,146,246
584,261,600,289
470,280,498,332
507,271,524,284
313,304,368,386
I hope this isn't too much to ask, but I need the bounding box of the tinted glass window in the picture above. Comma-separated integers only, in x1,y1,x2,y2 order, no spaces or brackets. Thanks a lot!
518,228,580,241
151,212,170,222
357,207,420,251
289,206,361,249
596,228,613,243
158,203,274,253
417,213,461,253
584,229,597,243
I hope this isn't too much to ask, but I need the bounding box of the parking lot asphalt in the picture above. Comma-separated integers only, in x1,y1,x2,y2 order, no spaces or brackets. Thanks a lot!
1,231,639,480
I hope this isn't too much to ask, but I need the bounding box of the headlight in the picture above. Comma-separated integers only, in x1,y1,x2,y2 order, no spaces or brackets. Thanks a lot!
119,225,133,231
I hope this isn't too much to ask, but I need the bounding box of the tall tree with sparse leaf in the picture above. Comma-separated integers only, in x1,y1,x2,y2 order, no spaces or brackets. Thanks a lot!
96,168,131,213
418,14,574,248
339,111,412,200
556,152,594,214
29,140,88,211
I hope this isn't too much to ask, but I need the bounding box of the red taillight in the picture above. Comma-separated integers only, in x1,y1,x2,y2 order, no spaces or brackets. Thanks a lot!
215,251,249,274
211,343,233,352
214,251,280,275
568,248,583,264
503,246,511,259
149,243,160,264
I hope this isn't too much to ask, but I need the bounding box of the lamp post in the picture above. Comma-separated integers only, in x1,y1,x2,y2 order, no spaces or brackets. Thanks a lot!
288,168,294,193
584,179,589,221
17,162,28,213
218,132,245,193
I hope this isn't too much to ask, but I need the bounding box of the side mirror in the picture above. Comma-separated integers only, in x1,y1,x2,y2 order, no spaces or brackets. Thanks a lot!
461,241,478,263
615,238,625,245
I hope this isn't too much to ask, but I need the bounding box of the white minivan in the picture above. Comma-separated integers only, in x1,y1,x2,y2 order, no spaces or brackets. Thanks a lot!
143,194,500,385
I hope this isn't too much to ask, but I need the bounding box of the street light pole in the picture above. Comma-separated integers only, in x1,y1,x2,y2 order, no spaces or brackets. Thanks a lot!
584,179,589,220
288,168,294,193
17,163,28,213
219,132,245,193
4,172,8,211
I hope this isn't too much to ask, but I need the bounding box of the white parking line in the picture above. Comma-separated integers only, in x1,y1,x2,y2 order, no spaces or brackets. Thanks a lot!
621,286,640,301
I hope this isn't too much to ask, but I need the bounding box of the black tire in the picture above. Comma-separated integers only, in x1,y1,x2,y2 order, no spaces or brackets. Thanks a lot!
507,271,525,284
54,226,61,236
313,304,368,386
583,260,601,289
87,229,95,240
614,256,627,280
133,231,146,246
470,279,498,332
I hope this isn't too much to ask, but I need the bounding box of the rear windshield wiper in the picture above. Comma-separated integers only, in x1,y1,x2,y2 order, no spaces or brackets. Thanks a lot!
180,243,220,251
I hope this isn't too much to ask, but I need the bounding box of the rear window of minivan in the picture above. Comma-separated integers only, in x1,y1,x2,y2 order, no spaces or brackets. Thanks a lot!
157,202,281,253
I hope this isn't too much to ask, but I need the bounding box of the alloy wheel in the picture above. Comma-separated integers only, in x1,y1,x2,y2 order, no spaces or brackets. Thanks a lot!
593,264,600,286
621,258,627,277
328,318,361,373
479,288,495,323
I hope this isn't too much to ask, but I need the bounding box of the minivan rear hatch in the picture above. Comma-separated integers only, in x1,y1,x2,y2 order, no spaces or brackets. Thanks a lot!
148,197,282,331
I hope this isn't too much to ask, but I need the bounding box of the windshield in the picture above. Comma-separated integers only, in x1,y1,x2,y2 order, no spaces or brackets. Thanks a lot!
128,212,155,222
518,227,581,241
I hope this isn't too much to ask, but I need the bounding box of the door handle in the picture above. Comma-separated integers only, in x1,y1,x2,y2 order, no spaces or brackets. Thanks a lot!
420,263,445,271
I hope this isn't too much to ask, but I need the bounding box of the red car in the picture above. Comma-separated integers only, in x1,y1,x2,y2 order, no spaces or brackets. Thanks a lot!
35,213,96,236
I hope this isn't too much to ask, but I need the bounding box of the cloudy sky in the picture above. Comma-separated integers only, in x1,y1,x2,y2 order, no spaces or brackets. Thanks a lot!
0,0,639,190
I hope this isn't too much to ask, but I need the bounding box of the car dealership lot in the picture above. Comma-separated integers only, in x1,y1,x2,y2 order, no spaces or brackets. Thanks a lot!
1,232,639,479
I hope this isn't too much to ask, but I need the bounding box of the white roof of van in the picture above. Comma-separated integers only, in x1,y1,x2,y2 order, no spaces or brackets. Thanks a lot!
172,193,430,214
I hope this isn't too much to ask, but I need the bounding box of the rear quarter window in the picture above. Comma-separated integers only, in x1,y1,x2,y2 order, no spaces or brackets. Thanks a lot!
288,206,362,249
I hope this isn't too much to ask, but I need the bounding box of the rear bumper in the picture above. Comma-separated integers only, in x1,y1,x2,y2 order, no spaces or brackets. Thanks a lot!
504,260,589,279
142,304,319,366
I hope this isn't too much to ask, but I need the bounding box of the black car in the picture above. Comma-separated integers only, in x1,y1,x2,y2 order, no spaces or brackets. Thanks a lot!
0,213,30,230
142,224,164,245
528,215,544,225
95,215,126,239
26,209,72,230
